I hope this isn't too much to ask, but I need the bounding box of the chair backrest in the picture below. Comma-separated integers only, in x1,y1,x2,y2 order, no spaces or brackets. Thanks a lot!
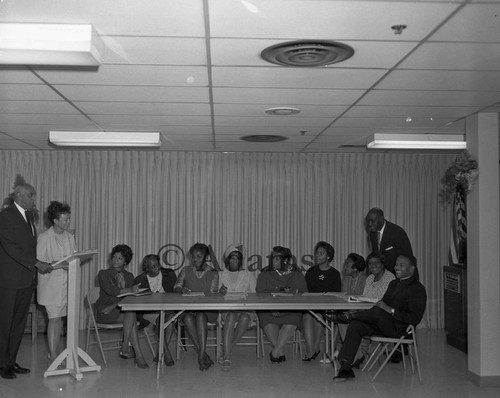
87,287,100,305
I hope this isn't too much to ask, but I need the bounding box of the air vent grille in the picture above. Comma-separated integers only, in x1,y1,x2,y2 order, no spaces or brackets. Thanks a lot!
261,40,354,67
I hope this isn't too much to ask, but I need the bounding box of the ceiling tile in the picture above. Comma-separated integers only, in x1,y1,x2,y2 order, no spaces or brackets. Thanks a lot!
53,86,210,103
212,67,386,89
213,88,364,105
76,102,211,116
209,0,460,40
1,0,205,36
399,43,500,70
0,84,62,101
431,3,500,42
0,101,78,114
35,65,208,86
100,37,208,65
214,103,348,118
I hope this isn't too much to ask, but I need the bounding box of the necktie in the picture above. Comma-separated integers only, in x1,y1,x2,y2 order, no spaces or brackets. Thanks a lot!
377,231,382,250
25,211,34,236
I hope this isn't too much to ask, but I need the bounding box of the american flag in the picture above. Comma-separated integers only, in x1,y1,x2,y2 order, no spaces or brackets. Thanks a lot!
449,187,467,265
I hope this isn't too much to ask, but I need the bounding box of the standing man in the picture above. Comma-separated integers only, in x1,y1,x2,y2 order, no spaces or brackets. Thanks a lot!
365,208,413,274
0,183,52,379
333,255,427,382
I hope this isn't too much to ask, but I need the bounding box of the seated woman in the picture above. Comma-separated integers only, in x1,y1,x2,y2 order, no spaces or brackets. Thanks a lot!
94,244,149,368
218,244,257,370
173,243,219,371
134,254,177,366
331,253,367,357
256,246,307,363
350,252,395,368
341,252,367,295
302,241,341,361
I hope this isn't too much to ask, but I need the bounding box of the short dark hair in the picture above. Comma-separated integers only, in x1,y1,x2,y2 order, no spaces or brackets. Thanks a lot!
366,252,385,266
271,246,292,261
189,243,210,259
314,241,335,262
111,244,133,265
401,254,417,268
141,254,160,272
367,207,384,218
47,201,71,224
347,252,366,272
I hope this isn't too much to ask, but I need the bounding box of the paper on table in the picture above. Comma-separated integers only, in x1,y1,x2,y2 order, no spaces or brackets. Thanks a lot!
182,292,205,297
116,288,151,298
348,296,378,303
224,292,247,300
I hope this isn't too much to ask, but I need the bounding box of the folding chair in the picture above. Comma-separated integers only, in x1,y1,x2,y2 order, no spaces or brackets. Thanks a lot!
362,324,422,384
176,312,221,360
85,287,155,366
259,326,303,358
232,315,261,358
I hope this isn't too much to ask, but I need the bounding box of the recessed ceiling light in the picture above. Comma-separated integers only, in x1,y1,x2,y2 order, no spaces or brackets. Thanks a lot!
265,107,300,116
241,135,287,143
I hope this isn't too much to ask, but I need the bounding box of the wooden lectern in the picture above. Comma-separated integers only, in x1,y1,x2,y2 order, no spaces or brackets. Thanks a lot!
44,249,101,380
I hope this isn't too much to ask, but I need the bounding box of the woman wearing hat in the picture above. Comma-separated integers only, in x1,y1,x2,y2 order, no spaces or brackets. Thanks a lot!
218,244,257,370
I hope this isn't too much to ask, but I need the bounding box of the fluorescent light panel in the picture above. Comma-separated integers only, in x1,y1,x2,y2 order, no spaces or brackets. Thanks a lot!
49,131,161,147
0,23,103,66
367,134,466,149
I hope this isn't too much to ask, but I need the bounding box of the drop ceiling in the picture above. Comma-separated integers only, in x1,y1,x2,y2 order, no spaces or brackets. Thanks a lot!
0,0,499,152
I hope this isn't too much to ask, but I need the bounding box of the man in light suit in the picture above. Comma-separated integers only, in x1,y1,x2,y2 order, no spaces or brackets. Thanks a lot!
365,208,413,274
0,184,52,379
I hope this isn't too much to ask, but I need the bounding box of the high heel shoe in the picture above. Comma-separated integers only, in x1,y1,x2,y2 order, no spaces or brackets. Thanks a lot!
198,357,208,371
119,348,135,359
203,352,214,368
302,350,320,362
269,352,281,363
135,359,149,369
279,355,286,362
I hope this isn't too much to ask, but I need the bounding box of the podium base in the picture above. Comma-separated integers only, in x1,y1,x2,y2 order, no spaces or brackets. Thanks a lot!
44,347,101,380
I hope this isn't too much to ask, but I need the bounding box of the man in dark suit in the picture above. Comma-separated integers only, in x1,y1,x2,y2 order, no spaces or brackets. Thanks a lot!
365,208,413,274
333,255,427,382
0,184,52,379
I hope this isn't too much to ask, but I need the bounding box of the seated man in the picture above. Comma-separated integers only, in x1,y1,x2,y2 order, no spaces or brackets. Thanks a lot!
333,255,426,382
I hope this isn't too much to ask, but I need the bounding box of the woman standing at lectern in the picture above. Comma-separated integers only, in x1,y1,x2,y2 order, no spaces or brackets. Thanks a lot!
37,201,75,363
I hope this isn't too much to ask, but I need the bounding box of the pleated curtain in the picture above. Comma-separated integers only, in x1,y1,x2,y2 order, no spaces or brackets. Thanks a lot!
0,150,455,328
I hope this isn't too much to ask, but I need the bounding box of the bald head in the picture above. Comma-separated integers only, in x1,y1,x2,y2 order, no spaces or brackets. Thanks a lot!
14,184,36,210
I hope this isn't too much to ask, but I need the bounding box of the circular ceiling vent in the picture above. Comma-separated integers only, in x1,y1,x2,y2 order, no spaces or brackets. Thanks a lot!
241,135,288,143
261,40,354,67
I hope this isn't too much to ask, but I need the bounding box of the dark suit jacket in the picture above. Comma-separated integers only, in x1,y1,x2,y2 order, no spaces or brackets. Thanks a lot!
369,220,413,274
0,205,37,289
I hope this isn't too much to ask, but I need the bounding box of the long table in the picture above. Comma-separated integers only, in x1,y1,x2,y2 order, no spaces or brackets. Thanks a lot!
119,292,373,378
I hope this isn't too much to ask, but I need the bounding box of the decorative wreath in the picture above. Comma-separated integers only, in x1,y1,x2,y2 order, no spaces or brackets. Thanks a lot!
439,150,479,205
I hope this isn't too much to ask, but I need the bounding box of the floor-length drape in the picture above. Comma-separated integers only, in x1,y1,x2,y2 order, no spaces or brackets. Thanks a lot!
0,151,454,328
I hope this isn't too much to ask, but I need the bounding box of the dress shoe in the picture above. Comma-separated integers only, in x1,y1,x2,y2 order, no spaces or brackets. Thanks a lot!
390,351,403,363
119,348,135,359
134,359,149,369
302,350,320,362
12,363,30,374
0,368,16,379
279,355,286,362
333,368,355,382
352,355,365,369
